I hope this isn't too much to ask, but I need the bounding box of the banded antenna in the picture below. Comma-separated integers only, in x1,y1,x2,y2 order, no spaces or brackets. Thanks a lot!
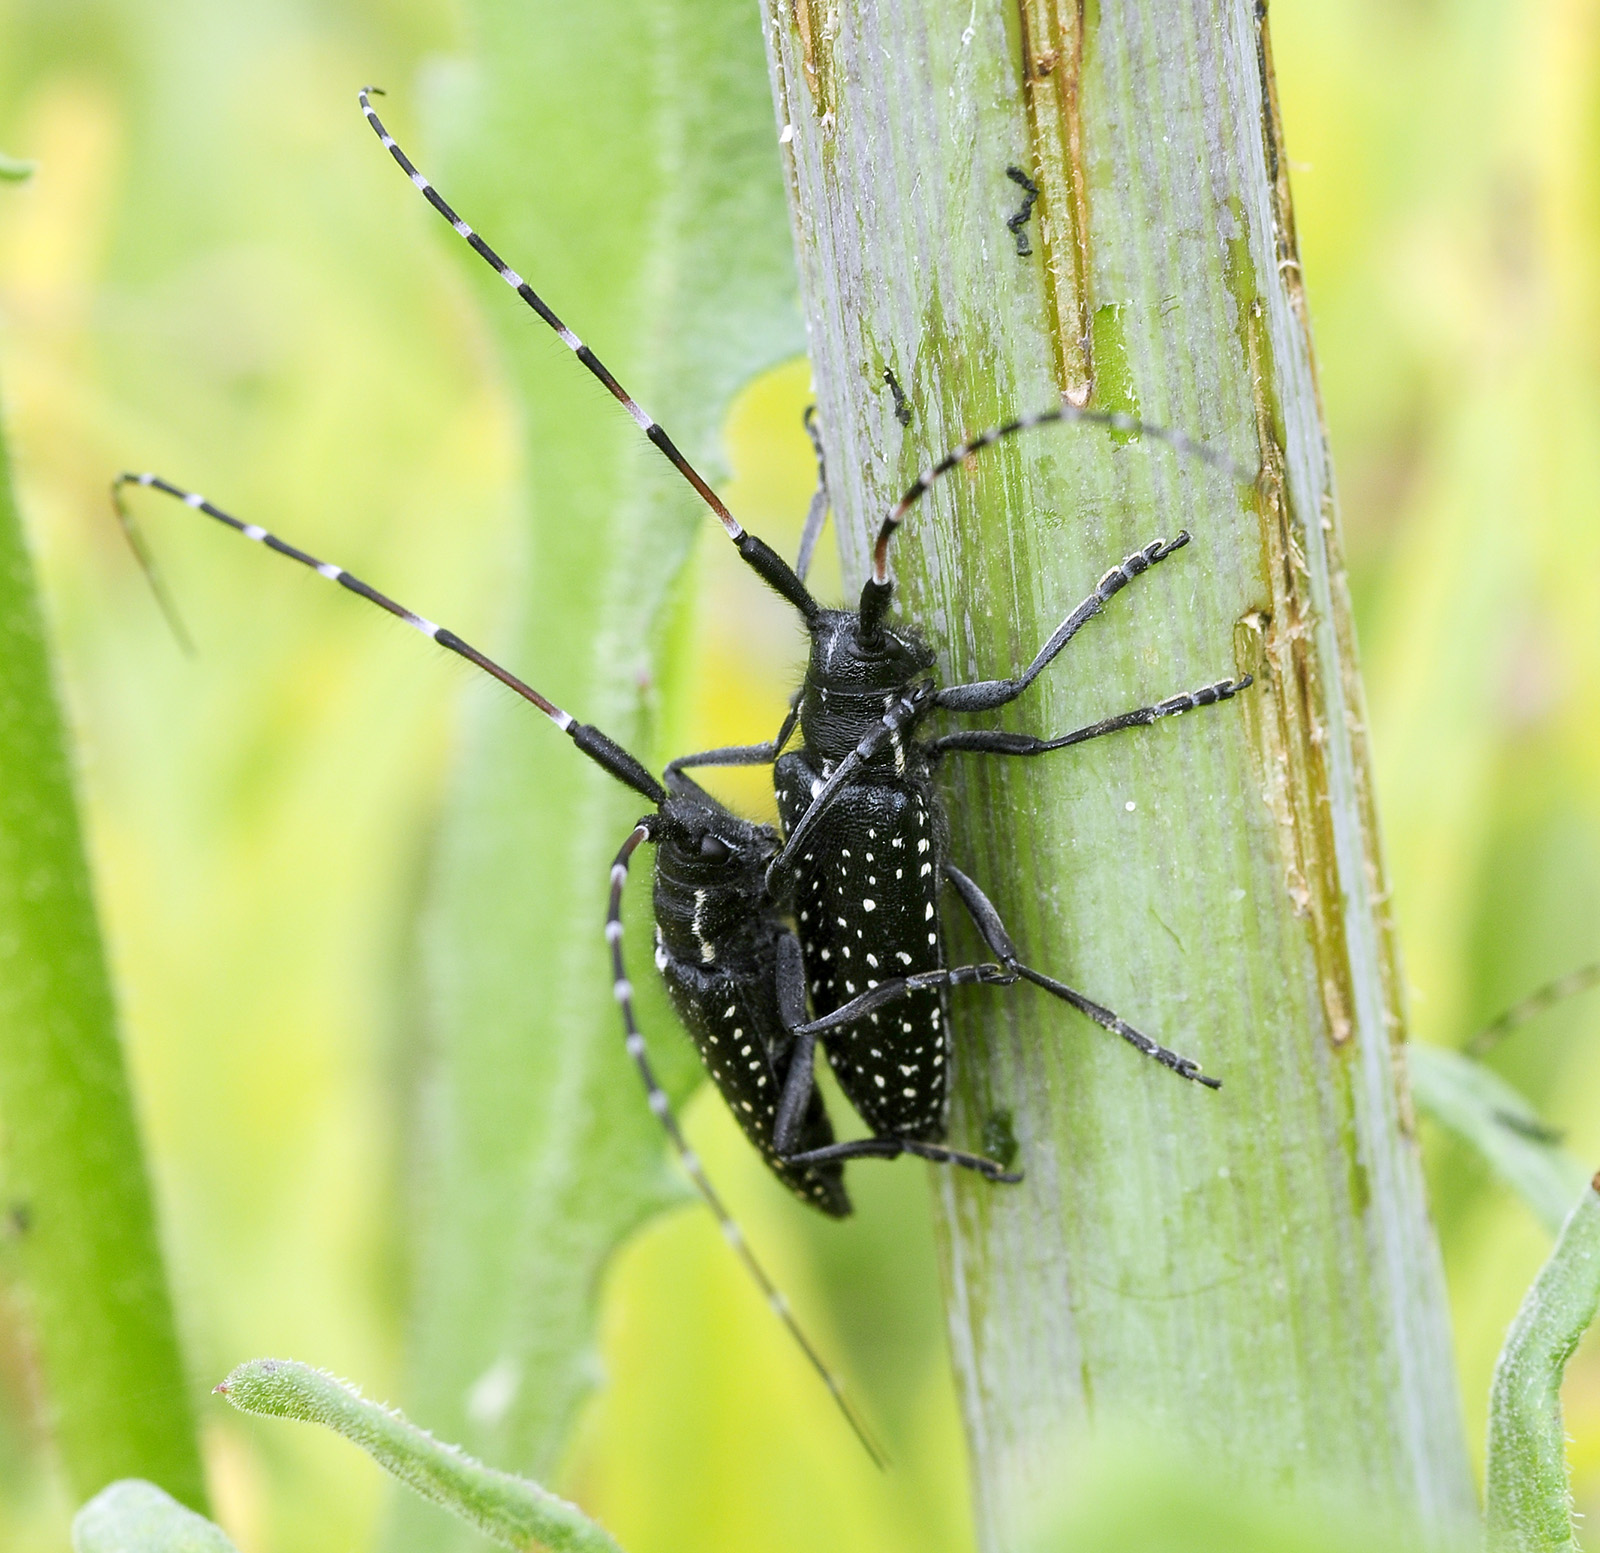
111,474,665,804
854,402,1258,636
869,403,1257,587
358,88,820,624
607,824,885,1467
110,472,881,1464
1466,962,1600,1058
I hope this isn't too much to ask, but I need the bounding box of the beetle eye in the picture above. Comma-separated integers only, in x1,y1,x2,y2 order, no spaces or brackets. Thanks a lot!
699,834,731,861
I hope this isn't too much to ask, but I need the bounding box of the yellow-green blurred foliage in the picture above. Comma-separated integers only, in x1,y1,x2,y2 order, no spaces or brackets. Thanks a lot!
0,1,1597,1550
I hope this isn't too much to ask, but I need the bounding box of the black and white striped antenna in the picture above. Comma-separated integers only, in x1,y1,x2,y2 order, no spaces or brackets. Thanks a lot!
111,473,665,802
606,825,885,1466
110,472,882,1466
358,87,820,625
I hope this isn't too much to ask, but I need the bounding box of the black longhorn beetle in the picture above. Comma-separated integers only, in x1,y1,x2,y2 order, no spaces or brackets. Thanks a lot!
117,85,1255,1458
671,407,1256,1177
345,80,1253,1179
112,89,1036,1465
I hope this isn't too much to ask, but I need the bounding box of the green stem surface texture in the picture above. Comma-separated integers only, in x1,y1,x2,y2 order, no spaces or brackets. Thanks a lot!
221,1360,624,1553
1485,1176,1600,1553
0,382,204,1506
758,1,1475,1543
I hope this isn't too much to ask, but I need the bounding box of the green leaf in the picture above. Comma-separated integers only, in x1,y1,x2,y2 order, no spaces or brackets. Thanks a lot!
0,153,33,182
1485,1175,1600,1552
0,377,205,1504
72,1481,238,1553
220,1359,625,1553
1407,1044,1589,1235
389,0,802,1527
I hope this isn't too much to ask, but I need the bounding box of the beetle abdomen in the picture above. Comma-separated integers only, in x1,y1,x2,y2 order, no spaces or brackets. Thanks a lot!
656,944,850,1217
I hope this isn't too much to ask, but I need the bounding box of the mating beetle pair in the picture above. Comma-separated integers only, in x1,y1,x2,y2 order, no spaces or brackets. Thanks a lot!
117,90,1253,1459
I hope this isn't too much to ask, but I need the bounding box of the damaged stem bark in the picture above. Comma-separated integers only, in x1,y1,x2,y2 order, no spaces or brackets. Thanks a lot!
759,1,1474,1544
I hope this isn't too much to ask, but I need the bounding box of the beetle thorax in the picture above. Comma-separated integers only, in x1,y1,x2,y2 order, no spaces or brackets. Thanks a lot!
651,801,779,968
799,609,935,765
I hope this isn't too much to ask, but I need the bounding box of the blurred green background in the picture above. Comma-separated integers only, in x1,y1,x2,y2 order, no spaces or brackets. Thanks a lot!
0,0,1598,1549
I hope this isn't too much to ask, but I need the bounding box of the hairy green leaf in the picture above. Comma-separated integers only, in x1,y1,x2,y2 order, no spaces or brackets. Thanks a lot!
1486,1177,1600,1552
221,1360,624,1553
72,1482,237,1553
390,0,802,1537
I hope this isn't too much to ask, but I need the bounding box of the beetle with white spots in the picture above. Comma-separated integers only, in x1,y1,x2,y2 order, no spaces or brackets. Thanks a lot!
677,354,1261,1182
112,87,919,1467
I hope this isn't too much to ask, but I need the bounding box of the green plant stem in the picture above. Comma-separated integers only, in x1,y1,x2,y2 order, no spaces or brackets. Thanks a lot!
0,383,204,1507
220,1360,624,1553
759,1,1475,1544
1485,1175,1600,1553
